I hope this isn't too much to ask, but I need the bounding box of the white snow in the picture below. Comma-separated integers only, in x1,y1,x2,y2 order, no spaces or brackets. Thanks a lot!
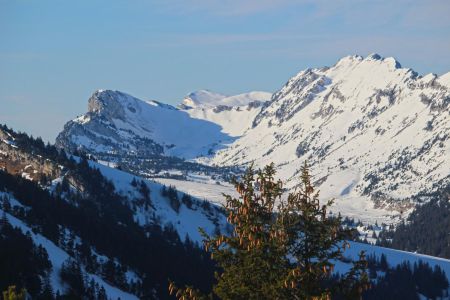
2,138,17,148
181,90,271,109
343,242,450,281
154,177,237,205
180,90,272,137
21,172,33,180
438,72,450,87
74,115,91,125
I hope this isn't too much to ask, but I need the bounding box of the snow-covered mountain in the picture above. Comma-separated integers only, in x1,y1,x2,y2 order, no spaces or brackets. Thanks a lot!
211,54,450,221
179,90,272,136
56,90,232,159
56,89,271,160
56,54,449,225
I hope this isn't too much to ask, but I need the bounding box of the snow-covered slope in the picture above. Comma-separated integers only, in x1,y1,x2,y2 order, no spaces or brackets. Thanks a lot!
154,177,237,206
180,89,271,109
89,160,229,243
339,241,450,281
56,90,234,159
179,90,272,137
210,54,450,221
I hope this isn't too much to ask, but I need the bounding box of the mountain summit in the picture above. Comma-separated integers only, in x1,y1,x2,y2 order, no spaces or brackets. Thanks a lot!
211,54,449,216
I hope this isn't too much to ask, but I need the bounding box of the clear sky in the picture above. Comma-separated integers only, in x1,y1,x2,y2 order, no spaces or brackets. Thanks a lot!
1,0,450,142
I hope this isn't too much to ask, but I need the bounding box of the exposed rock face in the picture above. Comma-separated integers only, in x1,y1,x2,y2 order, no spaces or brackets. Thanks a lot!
0,129,63,181
87,90,127,121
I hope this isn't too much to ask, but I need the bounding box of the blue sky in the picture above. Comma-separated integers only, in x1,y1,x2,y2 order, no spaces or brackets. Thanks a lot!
1,0,450,141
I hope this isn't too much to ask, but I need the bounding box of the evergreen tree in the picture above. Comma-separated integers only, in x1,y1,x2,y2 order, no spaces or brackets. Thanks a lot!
279,162,369,299
379,254,389,271
97,286,108,300
60,258,85,297
208,163,288,299
0,220,52,297
170,163,369,300
38,278,54,300
380,192,450,259
181,194,193,209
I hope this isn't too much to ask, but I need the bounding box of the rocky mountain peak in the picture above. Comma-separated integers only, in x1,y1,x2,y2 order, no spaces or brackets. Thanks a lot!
213,54,450,217
252,54,420,128
334,53,402,71
366,52,383,61
87,89,134,121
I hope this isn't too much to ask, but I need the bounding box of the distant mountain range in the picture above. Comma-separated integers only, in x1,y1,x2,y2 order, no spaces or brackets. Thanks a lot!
56,53,450,225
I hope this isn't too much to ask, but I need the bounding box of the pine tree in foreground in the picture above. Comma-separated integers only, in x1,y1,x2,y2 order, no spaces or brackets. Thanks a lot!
169,162,369,300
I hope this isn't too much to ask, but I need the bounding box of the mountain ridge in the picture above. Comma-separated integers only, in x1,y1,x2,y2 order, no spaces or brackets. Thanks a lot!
210,53,449,219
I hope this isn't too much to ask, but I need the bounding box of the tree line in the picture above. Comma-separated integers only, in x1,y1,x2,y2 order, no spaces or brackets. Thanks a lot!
377,181,450,259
